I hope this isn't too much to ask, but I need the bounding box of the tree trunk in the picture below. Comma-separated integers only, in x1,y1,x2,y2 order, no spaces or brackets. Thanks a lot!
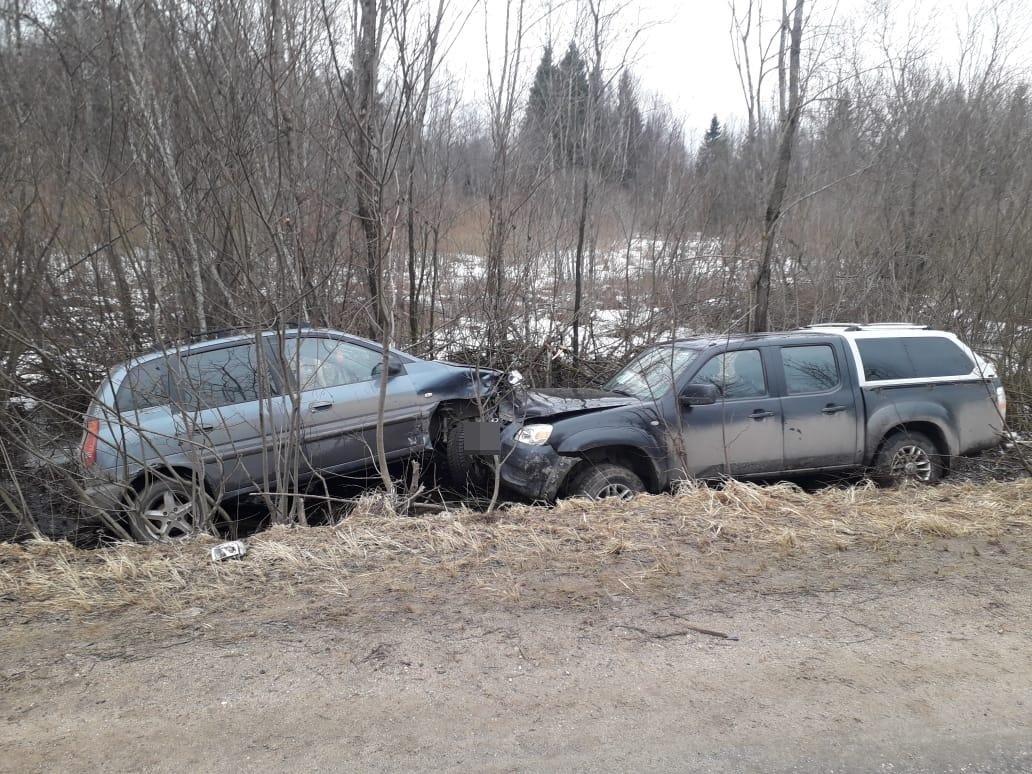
353,0,384,339
407,173,419,345
571,171,589,362
750,0,804,333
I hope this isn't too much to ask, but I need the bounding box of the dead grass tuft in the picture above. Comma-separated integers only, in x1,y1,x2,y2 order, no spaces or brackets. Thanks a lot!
2,479,1030,616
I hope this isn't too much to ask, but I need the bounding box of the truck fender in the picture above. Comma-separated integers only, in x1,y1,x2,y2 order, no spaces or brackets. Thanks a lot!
864,400,959,464
555,427,667,490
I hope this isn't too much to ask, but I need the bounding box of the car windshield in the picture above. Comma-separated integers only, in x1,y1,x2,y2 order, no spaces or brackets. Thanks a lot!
604,345,700,400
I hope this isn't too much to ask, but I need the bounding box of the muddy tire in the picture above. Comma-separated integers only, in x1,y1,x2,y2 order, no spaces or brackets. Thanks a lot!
566,463,645,501
445,423,491,494
872,432,944,485
129,477,217,542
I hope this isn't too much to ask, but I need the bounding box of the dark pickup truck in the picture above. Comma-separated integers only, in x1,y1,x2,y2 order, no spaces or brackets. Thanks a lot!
498,324,1007,501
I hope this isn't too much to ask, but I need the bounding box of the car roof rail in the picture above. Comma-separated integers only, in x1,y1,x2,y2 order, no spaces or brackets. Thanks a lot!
147,321,315,353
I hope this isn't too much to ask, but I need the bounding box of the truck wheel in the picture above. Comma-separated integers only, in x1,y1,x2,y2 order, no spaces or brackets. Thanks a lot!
566,463,645,501
873,432,944,485
129,478,217,542
445,422,491,494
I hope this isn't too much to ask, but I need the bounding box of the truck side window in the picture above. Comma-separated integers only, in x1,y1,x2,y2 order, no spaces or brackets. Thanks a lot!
691,350,766,399
856,338,912,380
858,336,975,381
904,337,974,377
781,345,839,394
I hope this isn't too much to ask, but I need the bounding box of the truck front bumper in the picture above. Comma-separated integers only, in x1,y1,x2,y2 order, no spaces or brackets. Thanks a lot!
499,427,578,502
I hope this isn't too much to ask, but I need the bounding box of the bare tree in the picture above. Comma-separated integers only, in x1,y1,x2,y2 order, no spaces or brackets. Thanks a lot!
750,0,804,332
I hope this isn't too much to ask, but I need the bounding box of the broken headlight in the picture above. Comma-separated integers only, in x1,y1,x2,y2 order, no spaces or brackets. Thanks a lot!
515,424,553,446
497,399,516,423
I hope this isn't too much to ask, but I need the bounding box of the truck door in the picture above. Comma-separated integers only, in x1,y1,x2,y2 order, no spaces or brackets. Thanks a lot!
776,343,860,469
676,348,784,477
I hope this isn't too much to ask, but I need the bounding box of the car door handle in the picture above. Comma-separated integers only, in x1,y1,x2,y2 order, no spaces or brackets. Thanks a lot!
309,401,334,413
822,404,847,415
750,409,776,420
177,422,215,439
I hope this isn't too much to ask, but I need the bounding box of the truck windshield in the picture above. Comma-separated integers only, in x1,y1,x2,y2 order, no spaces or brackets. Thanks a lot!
604,345,700,400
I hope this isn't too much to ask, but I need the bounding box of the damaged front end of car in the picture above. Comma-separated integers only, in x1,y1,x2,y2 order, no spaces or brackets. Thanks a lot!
401,361,526,490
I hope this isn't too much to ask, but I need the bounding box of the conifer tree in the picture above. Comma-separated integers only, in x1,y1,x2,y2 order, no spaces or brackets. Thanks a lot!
615,70,643,183
523,43,559,159
556,42,589,166
704,115,722,146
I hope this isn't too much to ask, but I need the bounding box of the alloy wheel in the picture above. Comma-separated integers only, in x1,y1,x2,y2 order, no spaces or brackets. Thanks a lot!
594,482,636,500
139,490,197,541
888,445,933,482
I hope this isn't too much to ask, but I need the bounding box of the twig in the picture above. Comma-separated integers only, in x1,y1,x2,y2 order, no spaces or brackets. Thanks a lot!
666,613,741,640
612,623,739,641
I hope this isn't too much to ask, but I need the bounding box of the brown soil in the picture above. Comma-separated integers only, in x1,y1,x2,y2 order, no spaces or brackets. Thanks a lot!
2,484,1032,772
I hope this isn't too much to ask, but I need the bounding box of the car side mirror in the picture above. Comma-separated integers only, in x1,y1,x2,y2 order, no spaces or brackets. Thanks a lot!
371,358,405,379
679,383,719,407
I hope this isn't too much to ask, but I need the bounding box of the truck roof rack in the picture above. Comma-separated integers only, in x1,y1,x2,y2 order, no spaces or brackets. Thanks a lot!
802,322,863,330
804,322,931,332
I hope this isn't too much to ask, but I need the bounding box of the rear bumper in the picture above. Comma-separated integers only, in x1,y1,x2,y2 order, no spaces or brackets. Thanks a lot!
499,427,578,502
82,480,129,516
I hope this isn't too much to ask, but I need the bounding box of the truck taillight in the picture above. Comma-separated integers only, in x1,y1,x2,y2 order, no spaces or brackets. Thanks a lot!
996,386,1007,418
82,419,100,466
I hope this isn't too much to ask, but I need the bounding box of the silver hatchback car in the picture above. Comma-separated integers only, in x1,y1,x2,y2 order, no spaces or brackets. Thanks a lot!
80,327,503,541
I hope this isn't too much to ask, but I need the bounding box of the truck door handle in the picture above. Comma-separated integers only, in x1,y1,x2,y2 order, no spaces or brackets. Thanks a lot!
750,409,776,420
822,404,847,415
309,401,333,413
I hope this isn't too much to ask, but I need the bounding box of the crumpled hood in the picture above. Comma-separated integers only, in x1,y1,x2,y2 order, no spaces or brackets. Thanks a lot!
518,387,639,420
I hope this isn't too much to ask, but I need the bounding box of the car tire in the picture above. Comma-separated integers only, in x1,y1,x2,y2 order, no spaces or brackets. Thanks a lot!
566,462,645,501
873,432,945,485
445,422,492,494
129,477,217,542
301,474,335,526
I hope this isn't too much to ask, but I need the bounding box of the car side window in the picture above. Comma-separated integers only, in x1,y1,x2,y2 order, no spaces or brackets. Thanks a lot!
283,337,383,390
781,345,840,394
691,349,767,399
116,357,175,412
179,344,263,410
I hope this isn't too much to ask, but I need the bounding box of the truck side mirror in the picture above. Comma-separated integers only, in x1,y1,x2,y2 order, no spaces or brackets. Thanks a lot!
679,383,719,407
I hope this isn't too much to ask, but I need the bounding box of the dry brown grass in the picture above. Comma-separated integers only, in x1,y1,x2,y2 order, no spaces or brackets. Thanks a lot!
2,479,1031,616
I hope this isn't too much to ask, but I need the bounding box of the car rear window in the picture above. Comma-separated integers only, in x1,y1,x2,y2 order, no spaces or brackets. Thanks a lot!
856,336,974,381
178,343,264,410
115,358,174,412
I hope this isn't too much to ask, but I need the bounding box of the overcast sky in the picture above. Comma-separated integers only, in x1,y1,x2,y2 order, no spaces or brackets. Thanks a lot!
443,0,1032,140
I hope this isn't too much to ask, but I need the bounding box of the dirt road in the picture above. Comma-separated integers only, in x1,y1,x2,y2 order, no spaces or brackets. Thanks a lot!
3,530,1031,773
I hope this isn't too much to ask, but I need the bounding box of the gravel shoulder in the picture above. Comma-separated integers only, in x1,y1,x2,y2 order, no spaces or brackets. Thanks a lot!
3,528,1031,773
